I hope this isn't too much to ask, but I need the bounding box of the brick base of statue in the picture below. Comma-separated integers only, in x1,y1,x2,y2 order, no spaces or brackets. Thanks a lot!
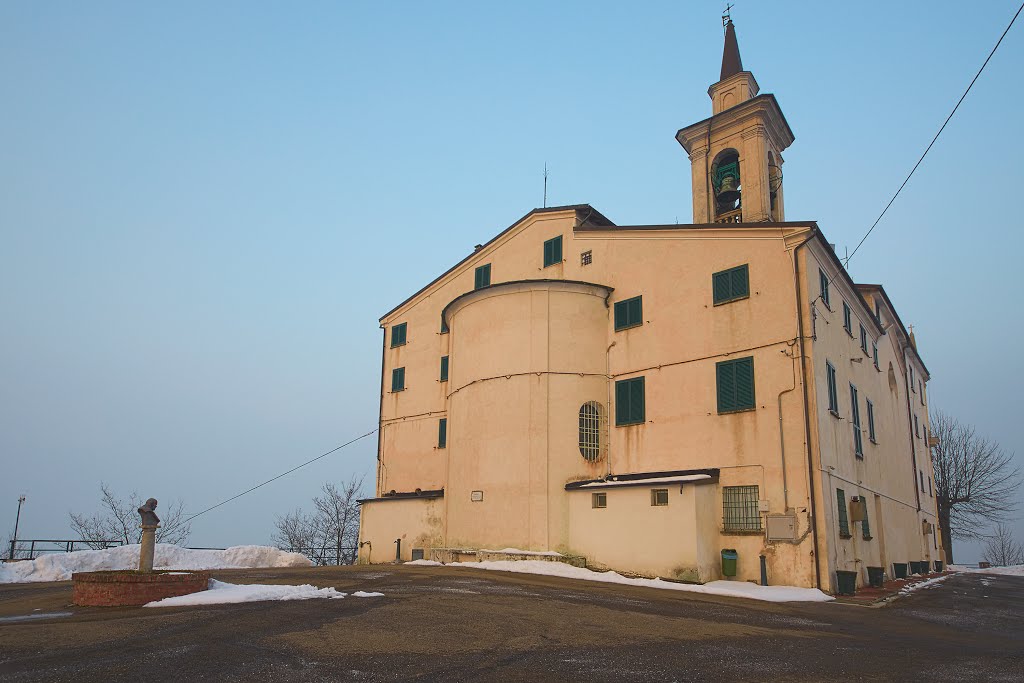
72,570,210,607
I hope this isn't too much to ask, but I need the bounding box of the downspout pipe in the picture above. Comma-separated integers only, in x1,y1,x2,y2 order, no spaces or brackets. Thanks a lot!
903,349,922,513
376,325,387,495
793,232,823,590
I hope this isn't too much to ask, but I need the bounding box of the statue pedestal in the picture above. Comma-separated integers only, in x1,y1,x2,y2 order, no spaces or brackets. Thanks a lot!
139,525,157,572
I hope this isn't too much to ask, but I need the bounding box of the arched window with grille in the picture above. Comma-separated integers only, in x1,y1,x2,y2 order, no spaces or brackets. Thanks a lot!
579,401,605,462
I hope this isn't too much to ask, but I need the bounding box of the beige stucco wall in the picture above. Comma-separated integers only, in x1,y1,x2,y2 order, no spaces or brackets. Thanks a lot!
566,482,720,582
357,497,444,564
802,242,939,590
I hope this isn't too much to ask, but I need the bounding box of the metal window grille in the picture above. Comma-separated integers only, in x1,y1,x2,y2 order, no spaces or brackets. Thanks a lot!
581,250,593,266
578,401,605,461
723,485,761,531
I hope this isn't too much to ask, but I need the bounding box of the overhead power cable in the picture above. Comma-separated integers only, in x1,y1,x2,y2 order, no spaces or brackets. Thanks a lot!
182,427,379,524
843,1,1023,267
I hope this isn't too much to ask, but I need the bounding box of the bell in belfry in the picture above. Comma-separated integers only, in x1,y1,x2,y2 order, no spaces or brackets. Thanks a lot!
717,173,740,205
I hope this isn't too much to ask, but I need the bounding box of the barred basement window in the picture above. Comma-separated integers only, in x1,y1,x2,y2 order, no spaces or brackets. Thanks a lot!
578,401,605,461
723,485,761,531
651,485,667,507
592,492,607,508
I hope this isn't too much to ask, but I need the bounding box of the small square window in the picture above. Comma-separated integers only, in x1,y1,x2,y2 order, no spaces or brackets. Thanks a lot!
592,492,607,509
613,296,643,331
581,250,593,266
391,322,408,348
651,489,669,506
474,263,491,289
543,235,563,268
391,367,406,392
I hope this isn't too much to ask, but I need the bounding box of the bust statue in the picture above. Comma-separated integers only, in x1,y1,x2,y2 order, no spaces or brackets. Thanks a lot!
138,498,160,527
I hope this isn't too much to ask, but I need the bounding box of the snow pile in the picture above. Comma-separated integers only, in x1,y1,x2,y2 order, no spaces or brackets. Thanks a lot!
146,580,386,607
436,559,832,603
0,544,311,583
949,564,1024,577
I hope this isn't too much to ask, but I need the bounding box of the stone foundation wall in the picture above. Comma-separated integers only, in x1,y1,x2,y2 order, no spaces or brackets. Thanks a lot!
72,570,210,606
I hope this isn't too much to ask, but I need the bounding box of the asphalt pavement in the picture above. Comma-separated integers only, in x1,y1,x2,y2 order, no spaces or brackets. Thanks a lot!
0,565,1021,682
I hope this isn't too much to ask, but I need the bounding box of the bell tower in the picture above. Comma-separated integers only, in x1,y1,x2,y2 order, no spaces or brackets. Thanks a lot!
676,17,794,224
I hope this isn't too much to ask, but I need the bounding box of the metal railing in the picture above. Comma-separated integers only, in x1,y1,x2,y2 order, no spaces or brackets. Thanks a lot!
8,538,123,560
285,546,359,566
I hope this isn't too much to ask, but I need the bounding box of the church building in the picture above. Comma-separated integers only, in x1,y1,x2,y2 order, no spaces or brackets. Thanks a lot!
357,19,941,593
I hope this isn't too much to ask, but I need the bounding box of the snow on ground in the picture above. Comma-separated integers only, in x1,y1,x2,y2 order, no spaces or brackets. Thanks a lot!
949,564,1024,577
417,559,833,603
146,579,345,607
145,580,386,607
898,574,952,595
0,545,311,583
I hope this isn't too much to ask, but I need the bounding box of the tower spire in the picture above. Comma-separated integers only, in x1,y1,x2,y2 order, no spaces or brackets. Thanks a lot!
720,17,743,81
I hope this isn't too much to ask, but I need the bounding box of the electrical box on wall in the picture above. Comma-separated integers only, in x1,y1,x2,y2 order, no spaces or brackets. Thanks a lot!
849,497,867,522
766,514,797,541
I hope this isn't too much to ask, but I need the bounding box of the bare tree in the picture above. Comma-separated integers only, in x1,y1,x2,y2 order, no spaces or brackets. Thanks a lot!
69,483,191,548
931,411,1022,564
982,524,1024,567
272,474,364,565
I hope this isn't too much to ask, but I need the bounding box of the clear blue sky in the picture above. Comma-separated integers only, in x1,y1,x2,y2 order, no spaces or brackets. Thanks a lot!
2,1,1021,563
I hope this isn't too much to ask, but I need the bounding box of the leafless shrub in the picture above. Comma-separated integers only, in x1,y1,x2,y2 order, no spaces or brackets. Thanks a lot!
982,524,1024,567
931,410,1021,564
272,475,364,565
69,483,191,548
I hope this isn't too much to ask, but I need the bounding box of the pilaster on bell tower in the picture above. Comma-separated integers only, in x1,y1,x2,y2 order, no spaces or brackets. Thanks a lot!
676,16,794,224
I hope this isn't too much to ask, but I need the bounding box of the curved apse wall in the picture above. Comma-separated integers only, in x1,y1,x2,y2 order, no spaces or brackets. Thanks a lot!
442,280,612,551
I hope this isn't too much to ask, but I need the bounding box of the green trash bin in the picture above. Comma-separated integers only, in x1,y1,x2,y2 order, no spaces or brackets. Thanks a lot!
893,562,908,579
934,560,944,572
867,566,885,588
836,570,858,595
721,548,737,577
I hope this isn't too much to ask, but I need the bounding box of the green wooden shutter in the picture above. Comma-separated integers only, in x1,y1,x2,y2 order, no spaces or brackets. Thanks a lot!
552,236,562,263
717,361,736,412
820,269,830,306
735,357,755,409
630,377,645,423
861,500,871,539
438,418,447,448
392,367,405,392
440,356,449,382
543,236,562,267
731,265,749,299
836,489,850,537
712,271,731,304
475,264,490,289
628,297,642,326
615,379,630,425
614,300,627,330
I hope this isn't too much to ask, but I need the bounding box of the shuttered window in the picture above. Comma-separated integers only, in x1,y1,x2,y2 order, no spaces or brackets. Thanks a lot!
717,357,755,413
543,236,563,268
843,302,852,334
391,322,407,347
712,264,750,305
826,361,839,415
438,418,447,449
867,398,876,443
873,342,879,369
440,315,449,334
614,377,645,426
440,356,449,382
860,324,868,355
836,488,851,537
613,296,643,331
819,269,831,308
850,384,863,457
861,499,872,540
391,367,406,392
474,263,491,289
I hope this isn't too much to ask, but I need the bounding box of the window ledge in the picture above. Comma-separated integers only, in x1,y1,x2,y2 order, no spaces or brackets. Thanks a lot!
390,342,408,349
615,420,646,428
718,407,756,416
614,322,643,332
862,536,873,541
855,453,864,460
839,533,852,539
721,528,763,536
869,438,878,445
829,409,841,419
713,295,750,307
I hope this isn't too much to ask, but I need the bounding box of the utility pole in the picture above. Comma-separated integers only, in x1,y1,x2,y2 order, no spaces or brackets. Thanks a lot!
10,495,26,560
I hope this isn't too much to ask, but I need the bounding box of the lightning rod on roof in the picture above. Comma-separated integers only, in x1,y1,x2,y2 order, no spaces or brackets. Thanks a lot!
543,163,549,208
723,3,734,31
